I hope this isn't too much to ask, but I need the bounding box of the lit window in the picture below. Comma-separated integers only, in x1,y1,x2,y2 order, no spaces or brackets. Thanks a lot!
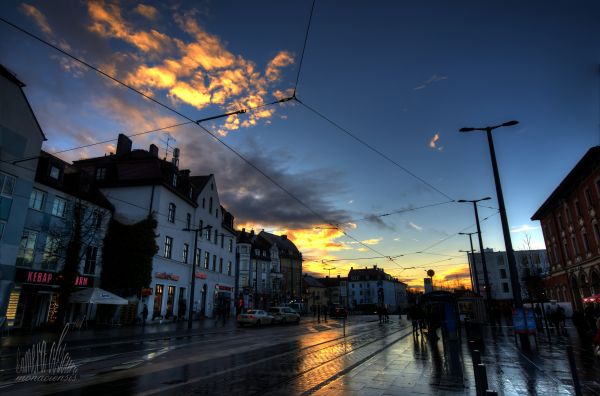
168,203,176,223
49,166,60,180
29,189,46,211
51,197,67,217
227,261,232,276
228,239,233,252
204,251,210,269
16,230,38,267
164,236,173,259
212,255,217,271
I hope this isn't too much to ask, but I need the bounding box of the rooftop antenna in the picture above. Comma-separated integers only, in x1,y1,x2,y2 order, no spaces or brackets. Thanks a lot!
160,132,176,161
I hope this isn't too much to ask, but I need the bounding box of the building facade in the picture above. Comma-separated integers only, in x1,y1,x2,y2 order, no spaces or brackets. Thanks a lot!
0,65,47,321
9,151,113,328
260,231,302,302
467,249,549,301
73,134,237,320
318,275,348,308
532,146,600,310
348,265,407,313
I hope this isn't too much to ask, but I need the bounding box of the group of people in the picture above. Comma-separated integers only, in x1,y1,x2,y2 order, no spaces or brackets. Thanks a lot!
311,304,328,323
377,305,390,324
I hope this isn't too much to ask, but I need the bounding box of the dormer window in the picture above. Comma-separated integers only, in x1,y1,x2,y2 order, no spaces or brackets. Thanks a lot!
172,173,178,187
49,166,60,180
95,167,106,180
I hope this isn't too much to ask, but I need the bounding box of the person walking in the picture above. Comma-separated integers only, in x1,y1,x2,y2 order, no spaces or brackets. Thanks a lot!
377,305,383,324
142,303,148,327
409,305,419,337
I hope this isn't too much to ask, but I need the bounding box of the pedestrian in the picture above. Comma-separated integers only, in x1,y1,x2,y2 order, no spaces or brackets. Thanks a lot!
556,306,566,334
311,304,316,320
409,305,419,337
178,300,187,323
142,303,148,327
377,305,383,324
384,305,390,323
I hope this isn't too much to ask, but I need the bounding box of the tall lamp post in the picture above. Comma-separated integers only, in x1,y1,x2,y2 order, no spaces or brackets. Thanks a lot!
183,225,211,330
458,198,492,306
459,231,480,293
459,249,476,293
460,120,530,349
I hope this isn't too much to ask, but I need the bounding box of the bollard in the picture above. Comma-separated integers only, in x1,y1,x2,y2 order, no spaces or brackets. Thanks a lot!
566,345,582,396
472,349,481,366
474,363,489,396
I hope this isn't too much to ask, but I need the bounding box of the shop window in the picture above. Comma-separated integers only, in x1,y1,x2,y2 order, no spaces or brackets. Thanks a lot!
153,284,164,318
166,286,176,317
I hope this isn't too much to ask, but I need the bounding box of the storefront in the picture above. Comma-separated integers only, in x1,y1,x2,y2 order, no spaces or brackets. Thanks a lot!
7,268,94,328
150,271,187,320
214,284,233,316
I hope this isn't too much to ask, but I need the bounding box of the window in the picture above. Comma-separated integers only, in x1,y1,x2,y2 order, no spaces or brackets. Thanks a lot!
195,248,201,267
241,246,248,254
255,249,260,256
500,269,507,279
172,173,178,187
29,189,46,211
209,197,213,214
585,188,593,208
219,258,223,273
502,283,509,293
95,167,106,180
558,214,564,230
571,235,580,257
51,197,67,217
216,208,219,219
594,223,600,245
93,210,103,228
0,172,16,196
212,255,217,271
205,227,211,240
84,246,98,274
204,251,210,269
227,261,232,276
186,213,191,230
164,236,173,259
241,275,248,287
189,187,193,199
565,206,572,224
240,259,249,271
221,234,224,248
228,239,233,253
49,166,60,180
583,232,591,254
168,203,176,223
214,229,218,244
42,235,60,270
199,220,203,232
183,243,189,263
575,200,582,218
16,230,38,267
0,221,5,240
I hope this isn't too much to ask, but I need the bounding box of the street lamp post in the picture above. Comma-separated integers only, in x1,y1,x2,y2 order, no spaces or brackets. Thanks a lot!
459,232,480,293
460,120,530,349
183,225,211,330
458,198,492,305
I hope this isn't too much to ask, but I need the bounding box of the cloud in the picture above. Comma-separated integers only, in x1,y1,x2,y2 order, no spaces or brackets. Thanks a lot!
429,132,443,151
133,4,158,20
408,222,423,231
510,224,539,233
360,238,383,245
21,3,52,34
414,74,447,90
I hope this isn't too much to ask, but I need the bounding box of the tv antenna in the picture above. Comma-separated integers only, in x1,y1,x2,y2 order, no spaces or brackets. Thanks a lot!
160,133,176,161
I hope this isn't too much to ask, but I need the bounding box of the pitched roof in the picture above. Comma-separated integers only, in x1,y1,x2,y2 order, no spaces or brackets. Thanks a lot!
260,231,302,259
189,175,212,193
348,266,395,282
303,275,325,288
318,276,347,287
532,146,600,220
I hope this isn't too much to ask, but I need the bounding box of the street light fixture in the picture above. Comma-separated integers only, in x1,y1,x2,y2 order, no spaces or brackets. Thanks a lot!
182,225,211,330
459,120,530,348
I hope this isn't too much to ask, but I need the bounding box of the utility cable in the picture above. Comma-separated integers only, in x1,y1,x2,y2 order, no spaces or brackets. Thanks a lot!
0,17,389,263
293,0,316,96
294,97,455,201
346,200,453,224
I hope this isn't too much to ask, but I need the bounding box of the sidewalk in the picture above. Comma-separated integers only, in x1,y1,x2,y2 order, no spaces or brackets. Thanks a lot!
313,322,600,396
0,317,237,353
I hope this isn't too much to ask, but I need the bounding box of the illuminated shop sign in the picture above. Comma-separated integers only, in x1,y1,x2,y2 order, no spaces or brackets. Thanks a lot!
155,272,180,281
15,269,93,287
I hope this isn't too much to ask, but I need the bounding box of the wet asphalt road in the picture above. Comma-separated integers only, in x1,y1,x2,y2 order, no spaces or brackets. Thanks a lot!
0,316,410,395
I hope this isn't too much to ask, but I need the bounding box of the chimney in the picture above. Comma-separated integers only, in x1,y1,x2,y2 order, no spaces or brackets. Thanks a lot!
172,147,180,168
337,275,340,279
149,144,159,157
281,235,287,240
116,134,132,156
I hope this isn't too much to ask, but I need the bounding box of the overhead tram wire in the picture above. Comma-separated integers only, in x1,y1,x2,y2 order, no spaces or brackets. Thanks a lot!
293,98,455,202
345,200,454,224
292,0,316,96
0,17,392,264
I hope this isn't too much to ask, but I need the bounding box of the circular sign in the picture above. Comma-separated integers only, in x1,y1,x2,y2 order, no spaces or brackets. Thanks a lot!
426,269,435,278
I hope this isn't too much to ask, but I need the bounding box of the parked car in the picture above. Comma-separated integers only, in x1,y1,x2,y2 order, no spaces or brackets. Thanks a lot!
237,309,274,326
330,306,348,319
268,307,301,324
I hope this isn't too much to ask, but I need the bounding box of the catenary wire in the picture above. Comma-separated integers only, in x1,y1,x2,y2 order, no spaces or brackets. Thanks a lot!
0,17,393,264
293,0,316,96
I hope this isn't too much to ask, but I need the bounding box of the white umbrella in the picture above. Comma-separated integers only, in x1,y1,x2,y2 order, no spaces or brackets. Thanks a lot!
69,287,128,305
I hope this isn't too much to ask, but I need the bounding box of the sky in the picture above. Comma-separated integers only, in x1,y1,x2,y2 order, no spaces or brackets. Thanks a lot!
1,0,599,289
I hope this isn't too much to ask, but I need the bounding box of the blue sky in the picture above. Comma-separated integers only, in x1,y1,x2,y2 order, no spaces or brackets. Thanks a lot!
1,1,599,287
